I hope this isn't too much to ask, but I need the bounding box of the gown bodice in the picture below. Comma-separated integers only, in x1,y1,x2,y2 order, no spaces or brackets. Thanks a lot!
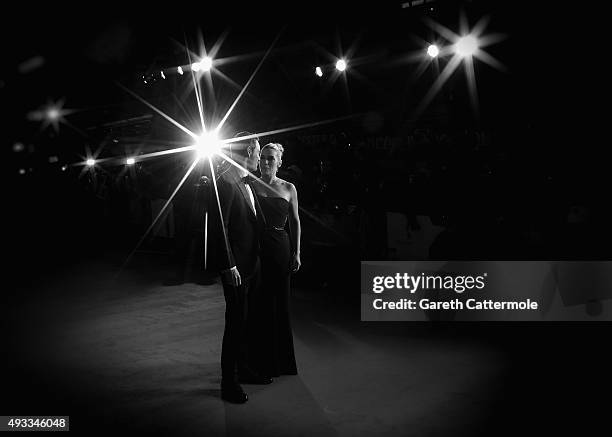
258,196,290,230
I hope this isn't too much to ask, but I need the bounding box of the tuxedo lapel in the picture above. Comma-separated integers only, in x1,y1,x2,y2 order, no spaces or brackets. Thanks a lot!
235,179,256,220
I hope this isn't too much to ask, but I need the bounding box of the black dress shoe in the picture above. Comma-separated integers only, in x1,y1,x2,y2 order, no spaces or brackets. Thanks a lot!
221,382,248,404
238,369,273,385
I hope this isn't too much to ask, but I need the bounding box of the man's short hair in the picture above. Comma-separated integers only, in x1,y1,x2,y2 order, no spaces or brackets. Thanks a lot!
229,131,260,158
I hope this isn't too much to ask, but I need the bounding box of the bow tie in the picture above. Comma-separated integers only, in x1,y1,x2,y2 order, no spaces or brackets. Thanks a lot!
241,175,254,184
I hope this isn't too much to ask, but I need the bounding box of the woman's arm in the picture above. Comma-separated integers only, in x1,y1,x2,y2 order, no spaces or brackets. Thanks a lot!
287,183,301,272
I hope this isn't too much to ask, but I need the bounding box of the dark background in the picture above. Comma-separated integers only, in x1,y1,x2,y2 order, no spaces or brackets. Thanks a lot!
2,0,611,435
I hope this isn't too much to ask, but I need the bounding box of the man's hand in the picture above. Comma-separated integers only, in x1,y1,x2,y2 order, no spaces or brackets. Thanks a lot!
222,266,242,287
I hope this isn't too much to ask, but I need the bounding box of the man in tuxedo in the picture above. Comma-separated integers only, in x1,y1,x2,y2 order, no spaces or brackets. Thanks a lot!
210,132,272,404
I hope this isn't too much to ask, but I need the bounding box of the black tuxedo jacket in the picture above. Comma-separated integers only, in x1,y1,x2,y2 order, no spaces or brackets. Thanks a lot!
208,170,265,279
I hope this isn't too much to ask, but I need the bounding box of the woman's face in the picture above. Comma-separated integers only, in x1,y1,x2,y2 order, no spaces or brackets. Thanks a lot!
260,148,281,177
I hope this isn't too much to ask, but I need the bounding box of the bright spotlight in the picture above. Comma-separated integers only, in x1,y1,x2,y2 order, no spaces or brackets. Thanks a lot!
160,71,166,79
86,159,96,167
126,157,135,165
192,57,212,73
46,108,60,121
201,56,213,72
455,35,479,57
177,66,184,75
195,131,221,159
19,169,26,175
315,66,323,77
427,44,439,58
335,59,347,72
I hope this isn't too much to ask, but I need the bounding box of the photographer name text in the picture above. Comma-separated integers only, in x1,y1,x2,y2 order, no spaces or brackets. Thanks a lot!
373,298,538,311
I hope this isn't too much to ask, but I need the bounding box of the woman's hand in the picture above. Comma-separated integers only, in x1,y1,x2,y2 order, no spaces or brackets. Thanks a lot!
291,253,301,273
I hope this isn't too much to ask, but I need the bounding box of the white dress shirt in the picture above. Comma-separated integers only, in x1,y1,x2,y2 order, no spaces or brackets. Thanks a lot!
244,180,256,217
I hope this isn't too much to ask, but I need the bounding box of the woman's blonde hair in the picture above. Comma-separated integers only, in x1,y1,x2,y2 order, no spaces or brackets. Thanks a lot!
261,142,284,158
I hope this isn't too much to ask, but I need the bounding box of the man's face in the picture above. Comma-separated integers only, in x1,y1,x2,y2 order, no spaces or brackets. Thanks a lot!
246,140,260,172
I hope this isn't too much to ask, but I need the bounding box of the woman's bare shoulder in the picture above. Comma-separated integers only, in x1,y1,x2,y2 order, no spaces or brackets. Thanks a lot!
277,177,296,191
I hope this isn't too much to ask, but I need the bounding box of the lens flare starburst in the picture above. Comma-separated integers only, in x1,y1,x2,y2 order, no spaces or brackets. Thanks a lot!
195,130,222,160
27,98,74,133
454,35,479,58
416,14,507,117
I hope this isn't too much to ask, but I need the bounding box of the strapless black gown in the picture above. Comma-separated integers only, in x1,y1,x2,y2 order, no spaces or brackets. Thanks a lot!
253,196,298,376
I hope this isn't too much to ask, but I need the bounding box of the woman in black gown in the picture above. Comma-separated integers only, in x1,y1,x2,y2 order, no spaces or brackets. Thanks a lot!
252,143,301,376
